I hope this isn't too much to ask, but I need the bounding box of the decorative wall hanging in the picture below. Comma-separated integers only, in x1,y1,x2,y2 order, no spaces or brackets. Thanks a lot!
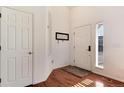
56,32,69,41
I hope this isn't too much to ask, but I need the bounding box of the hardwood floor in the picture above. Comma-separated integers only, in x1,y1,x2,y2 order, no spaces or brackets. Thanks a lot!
32,66,124,87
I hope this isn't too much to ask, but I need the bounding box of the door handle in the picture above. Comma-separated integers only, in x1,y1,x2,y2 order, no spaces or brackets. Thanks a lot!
28,52,32,55
88,45,91,51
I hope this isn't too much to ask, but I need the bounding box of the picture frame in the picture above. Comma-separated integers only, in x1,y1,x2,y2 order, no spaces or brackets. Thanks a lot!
56,32,69,41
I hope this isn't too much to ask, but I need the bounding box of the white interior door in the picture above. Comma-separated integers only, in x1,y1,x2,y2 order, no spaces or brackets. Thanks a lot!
1,7,32,87
74,25,91,71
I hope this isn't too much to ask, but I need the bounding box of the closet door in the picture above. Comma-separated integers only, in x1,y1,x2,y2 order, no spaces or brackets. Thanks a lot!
1,7,32,87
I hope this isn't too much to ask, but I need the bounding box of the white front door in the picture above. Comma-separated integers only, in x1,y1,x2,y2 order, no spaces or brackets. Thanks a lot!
1,7,32,87
74,25,91,71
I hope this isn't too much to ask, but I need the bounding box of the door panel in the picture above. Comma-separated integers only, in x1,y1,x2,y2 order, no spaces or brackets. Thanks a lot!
7,57,16,82
7,26,16,49
74,25,91,71
1,7,32,87
22,28,29,49
22,56,29,78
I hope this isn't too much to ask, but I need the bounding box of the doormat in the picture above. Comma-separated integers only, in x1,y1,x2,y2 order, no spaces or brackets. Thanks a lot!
62,66,90,78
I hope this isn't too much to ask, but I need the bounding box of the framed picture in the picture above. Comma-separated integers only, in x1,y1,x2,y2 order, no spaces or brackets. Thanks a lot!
56,32,69,41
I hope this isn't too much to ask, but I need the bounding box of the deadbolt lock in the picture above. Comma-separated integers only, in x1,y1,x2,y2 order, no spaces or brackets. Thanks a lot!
28,52,32,55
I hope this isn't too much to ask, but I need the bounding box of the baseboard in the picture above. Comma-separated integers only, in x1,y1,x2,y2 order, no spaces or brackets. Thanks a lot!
32,68,53,85
92,71,124,83
54,64,70,69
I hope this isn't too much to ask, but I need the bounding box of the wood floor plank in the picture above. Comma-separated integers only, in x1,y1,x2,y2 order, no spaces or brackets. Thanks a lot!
32,66,124,87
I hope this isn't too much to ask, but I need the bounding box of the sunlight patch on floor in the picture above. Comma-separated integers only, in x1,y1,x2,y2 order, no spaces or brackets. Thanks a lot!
72,83,85,87
81,79,93,85
72,79,93,87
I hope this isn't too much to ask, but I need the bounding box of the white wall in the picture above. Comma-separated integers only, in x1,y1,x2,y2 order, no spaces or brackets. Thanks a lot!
71,6,124,82
0,6,70,85
0,6,49,84
12,6,49,84
1,6,124,85
49,7,70,69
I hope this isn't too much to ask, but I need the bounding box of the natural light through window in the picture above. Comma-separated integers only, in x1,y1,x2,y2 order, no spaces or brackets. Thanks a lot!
95,81,104,87
96,22,104,69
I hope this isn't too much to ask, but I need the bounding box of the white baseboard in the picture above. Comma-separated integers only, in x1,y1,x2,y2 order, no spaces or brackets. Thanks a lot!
92,71,124,83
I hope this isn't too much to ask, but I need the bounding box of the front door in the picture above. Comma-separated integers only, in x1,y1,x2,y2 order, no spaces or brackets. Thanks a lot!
74,25,91,71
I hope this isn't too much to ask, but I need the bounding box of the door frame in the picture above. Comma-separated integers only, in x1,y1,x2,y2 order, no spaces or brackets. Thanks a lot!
0,7,33,86
0,11,1,87
72,24,93,71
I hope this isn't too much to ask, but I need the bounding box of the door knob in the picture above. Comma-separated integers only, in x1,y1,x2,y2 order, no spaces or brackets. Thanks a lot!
28,52,32,55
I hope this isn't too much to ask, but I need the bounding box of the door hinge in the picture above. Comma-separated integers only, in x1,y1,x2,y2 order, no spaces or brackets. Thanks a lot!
0,78,1,83
0,45,1,51
0,13,1,18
